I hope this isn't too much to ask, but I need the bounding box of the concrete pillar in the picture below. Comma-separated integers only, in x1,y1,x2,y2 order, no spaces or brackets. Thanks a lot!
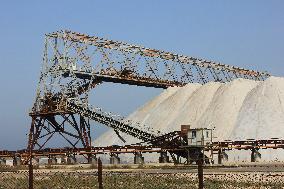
217,150,228,164
134,152,144,164
13,157,21,166
177,155,181,164
88,155,97,165
33,157,40,165
0,158,6,165
251,149,261,162
48,157,57,165
110,154,120,165
159,152,169,163
60,156,67,164
217,150,222,164
67,155,77,165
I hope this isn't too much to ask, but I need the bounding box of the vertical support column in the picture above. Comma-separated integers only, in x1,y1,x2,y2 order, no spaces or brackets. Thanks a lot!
177,155,181,164
26,117,36,165
48,158,52,165
33,157,40,165
186,148,192,164
67,156,72,165
60,156,66,164
159,151,169,163
251,149,261,162
0,158,6,165
88,154,98,165
13,156,22,166
73,155,77,164
217,149,228,164
110,153,120,165
134,152,144,164
67,154,77,165
48,156,57,165
54,157,57,164
218,150,222,164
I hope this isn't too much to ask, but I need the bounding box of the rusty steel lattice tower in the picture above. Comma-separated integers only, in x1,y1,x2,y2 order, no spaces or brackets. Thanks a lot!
27,30,270,161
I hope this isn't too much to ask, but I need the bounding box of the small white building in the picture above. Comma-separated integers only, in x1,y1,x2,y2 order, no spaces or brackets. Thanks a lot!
187,128,212,147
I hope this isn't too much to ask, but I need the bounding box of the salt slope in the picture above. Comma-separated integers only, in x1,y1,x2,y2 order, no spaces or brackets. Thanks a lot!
228,77,284,161
166,82,223,132
232,76,284,140
94,77,284,162
134,82,201,134
195,79,259,140
93,83,201,163
94,83,201,147
93,86,181,147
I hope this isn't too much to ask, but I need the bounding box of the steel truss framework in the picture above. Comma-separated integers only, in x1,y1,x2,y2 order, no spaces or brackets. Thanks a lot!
28,114,91,151
45,30,269,88
27,30,270,163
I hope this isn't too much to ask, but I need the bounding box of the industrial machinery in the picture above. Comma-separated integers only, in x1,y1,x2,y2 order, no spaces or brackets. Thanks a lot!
26,30,270,164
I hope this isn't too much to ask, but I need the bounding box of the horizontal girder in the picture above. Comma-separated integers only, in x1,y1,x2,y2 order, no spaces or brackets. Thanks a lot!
4,138,284,158
62,70,181,88
45,30,270,89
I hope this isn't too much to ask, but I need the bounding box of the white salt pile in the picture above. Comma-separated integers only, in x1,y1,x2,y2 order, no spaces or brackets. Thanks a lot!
94,76,284,162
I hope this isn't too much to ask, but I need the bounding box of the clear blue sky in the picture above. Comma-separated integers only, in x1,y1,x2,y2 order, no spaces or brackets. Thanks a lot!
0,1,283,149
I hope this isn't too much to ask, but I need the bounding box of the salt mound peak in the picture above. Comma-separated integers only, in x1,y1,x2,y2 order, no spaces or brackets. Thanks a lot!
231,76,284,140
